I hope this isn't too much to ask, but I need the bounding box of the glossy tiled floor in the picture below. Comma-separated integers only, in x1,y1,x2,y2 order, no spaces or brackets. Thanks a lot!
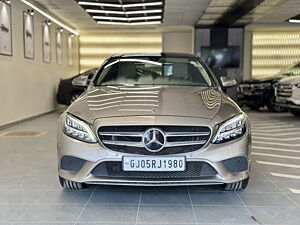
0,109,300,225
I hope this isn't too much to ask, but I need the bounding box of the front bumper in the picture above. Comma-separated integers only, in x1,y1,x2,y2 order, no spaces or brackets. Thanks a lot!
58,154,250,186
57,121,251,186
276,101,300,110
276,85,300,109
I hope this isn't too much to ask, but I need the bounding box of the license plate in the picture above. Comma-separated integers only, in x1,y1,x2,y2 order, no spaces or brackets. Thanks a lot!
123,156,186,171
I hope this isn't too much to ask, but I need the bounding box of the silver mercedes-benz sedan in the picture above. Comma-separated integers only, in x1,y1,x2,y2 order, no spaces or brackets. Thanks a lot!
57,53,251,190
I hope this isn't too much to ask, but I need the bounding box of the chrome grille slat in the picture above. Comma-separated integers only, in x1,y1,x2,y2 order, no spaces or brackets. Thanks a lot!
165,132,210,137
98,126,211,155
102,140,144,147
99,132,143,137
278,92,292,96
165,140,207,147
277,84,293,97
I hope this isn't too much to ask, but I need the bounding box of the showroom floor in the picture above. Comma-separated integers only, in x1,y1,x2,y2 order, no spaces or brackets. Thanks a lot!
0,109,299,225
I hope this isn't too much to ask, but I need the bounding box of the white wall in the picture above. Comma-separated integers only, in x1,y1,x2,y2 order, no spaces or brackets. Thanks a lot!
243,24,300,80
79,31,162,72
0,0,79,126
162,28,194,54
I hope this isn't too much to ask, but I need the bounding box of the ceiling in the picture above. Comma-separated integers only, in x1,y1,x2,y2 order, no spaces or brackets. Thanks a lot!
256,0,300,24
31,0,300,32
163,0,211,26
196,0,296,26
32,0,94,31
32,0,213,30
75,0,165,26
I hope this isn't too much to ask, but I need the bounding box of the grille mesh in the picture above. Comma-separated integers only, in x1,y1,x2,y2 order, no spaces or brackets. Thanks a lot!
223,156,248,173
277,84,292,97
60,156,86,173
91,161,217,179
98,125,211,155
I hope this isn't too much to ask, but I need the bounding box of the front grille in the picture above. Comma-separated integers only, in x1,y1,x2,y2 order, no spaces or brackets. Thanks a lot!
277,84,292,97
238,84,250,94
223,156,248,173
98,126,211,155
91,161,217,179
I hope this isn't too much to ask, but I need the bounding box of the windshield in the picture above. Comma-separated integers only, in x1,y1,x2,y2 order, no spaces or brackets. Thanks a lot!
283,62,300,76
94,57,214,87
278,62,300,76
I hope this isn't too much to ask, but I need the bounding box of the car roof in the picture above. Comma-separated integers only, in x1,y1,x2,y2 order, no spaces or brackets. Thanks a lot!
110,52,198,59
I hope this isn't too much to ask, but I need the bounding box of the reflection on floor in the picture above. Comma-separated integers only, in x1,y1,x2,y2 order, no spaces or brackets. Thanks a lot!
0,109,299,224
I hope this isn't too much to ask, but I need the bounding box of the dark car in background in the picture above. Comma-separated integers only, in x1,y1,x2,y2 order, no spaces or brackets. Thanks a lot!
56,68,97,105
237,77,285,112
237,63,300,112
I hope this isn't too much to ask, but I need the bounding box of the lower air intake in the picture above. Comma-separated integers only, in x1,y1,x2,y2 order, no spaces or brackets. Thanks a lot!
91,161,217,179
223,156,248,173
60,155,86,173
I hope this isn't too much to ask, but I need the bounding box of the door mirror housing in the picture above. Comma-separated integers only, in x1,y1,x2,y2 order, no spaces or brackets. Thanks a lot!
72,74,89,88
220,76,237,89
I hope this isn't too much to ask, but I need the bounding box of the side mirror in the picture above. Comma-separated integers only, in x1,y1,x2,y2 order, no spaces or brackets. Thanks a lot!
220,76,237,89
72,74,88,88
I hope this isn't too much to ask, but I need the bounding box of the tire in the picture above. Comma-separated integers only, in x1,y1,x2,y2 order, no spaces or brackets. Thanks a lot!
59,176,86,189
68,92,80,105
290,109,300,117
266,92,286,112
224,177,249,191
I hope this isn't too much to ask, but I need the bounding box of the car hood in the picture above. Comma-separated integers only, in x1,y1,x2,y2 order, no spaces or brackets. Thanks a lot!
278,75,300,85
68,85,240,124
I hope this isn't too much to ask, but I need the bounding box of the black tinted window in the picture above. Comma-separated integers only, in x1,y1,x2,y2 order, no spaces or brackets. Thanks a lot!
95,57,214,87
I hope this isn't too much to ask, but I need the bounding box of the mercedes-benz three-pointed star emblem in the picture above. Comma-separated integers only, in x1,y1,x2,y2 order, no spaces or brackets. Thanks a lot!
142,128,166,152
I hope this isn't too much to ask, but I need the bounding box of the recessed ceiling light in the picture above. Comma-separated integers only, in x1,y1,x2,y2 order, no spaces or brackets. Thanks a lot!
86,9,125,15
79,1,164,26
126,9,162,15
124,2,163,8
128,16,162,21
93,15,162,21
289,19,300,23
86,9,162,15
78,1,121,7
97,21,130,25
97,21,161,26
130,21,161,25
92,16,128,21
78,1,163,8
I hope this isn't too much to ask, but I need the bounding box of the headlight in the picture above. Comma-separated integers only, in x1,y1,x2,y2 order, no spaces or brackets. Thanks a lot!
212,113,247,144
63,114,97,143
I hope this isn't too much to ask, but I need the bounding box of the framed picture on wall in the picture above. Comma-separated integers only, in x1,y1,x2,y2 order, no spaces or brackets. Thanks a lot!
67,34,73,66
23,12,34,59
42,22,51,63
0,0,12,56
56,29,62,64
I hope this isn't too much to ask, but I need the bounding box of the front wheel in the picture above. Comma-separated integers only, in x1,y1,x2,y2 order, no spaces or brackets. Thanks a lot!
68,92,81,105
290,109,300,117
224,177,249,191
59,176,86,189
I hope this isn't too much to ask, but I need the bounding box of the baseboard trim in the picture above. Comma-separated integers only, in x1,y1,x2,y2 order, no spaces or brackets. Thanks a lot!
0,106,66,130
